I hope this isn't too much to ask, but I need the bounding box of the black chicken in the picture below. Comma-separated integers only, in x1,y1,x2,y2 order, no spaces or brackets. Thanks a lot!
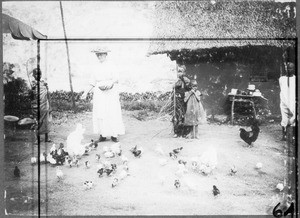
131,146,142,158
97,168,104,177
213,185,220,196
173,147,183,154
169,152,177,159
178,160,187,165
105,168,114,176
174,179,180,188
14,166,20,178
239,123,260,146
111,164,117,172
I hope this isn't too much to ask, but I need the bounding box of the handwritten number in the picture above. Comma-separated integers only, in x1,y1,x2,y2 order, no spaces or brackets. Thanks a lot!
273,202,294,218
284,202,294,218
273,202,283,217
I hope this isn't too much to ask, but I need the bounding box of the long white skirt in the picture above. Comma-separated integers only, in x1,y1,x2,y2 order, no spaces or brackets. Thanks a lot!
92,86,125,137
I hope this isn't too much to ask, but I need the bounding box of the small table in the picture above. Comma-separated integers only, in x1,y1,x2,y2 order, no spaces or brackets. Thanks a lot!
228,94,268,125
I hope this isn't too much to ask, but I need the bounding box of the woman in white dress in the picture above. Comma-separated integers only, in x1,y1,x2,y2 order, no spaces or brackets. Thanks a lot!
82,49,125,142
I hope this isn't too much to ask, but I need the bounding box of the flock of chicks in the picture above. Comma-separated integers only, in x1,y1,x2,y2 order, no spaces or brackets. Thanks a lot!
12,121,283,199
22,139,144,190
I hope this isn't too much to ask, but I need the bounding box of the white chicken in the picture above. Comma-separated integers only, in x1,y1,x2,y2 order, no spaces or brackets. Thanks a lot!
47,155,56,165
256,162,263,169
40,153,46,163
31,157,37,164
111,143,121,155
104,151,115,158
276,183,284,192
118,169,129,180
120,155,128,164
199,148,218,170
50,144,57,153
175,163,188,177
66,123,86,157
56,167,64,180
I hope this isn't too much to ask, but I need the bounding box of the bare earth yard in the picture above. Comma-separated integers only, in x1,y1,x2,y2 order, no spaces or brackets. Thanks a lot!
4,110,289,216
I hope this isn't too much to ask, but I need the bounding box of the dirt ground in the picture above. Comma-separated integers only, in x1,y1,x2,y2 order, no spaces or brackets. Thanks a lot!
4,110,291,216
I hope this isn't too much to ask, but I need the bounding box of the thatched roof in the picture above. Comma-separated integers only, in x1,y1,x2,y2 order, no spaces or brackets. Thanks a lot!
148,1,296,55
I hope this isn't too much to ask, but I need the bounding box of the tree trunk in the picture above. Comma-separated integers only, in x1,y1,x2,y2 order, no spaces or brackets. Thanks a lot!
59,1,76,111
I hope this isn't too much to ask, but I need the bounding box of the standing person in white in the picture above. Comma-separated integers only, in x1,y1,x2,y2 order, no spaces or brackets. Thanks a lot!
279,62,296,141
82,48,125,142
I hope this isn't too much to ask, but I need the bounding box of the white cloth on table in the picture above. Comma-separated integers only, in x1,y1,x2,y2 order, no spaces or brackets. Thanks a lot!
90,61,125,137
279,75,296,127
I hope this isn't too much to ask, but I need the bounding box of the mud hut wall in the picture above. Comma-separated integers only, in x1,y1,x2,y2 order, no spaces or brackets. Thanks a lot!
183,62,281,116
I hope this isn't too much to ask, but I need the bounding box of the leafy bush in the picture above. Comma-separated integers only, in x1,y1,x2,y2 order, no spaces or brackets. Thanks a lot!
4,77,32,117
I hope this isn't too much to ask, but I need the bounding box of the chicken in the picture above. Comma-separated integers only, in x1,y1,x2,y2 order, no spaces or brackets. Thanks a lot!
122,163,129,172
40,152,47,163
48,155,56,165
66,123,86,156
174,179,181,188
83,181,93,190
56,167,64,180
230,165,237,176
120,155,128,164
95,154,101,162
130,146,142,158
85,161,91,169
105,168,114,177
14,166,20,178
112,178,119,188
199,148,218,170
213,185,220,196
169,152,177,160
255,162,263,169
118,169,129,180
276,183,284,192
65,156,72,167
104,151,115,158
239,123,260,146
111,164,117,172
97,168,105,177
191,161,198,171
178,160,187,165
50,144,57,153
73,157,79,167
111,143,121,155
173,147,183,154
31,157,37,165
176,163,188,177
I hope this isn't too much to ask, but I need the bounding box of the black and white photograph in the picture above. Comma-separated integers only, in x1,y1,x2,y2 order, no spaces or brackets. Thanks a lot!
1,0,298,216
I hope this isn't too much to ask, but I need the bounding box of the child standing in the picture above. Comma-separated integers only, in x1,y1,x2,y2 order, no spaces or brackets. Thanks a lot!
184,80,206,139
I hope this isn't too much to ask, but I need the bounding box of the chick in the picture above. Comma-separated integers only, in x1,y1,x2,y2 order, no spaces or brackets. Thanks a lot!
169,152,177,160
56,167,64,180
40,152,47,163
120,155,128,164
31,157,37,165
213,185,220,197
173,147,183,154
65,156,72,167
14,166,20,178
178,160,187,165
111,163,117,172
73,158,79,167
118,169,129,180
112,178,119,188
105,168,114,177
95,154,101,162
50,144,56,154
130,145,142,158
97,168,105,177
230,165,237,176
174,179,181,188
83,181,93,190
85,161,91,169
